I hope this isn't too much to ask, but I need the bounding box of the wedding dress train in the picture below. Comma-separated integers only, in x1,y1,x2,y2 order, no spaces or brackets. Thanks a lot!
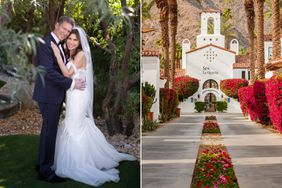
54,63,136,186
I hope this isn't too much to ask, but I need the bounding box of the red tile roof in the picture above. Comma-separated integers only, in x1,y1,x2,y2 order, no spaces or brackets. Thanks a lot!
233,55,259,69
186,44,236,54
265,58,282,71
160,69,186,79
142,50,160,57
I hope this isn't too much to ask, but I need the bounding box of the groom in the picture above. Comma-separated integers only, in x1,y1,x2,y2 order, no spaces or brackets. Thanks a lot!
33,16,85,183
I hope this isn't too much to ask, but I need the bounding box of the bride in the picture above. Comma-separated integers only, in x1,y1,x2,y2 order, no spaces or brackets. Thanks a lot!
50,26,136,186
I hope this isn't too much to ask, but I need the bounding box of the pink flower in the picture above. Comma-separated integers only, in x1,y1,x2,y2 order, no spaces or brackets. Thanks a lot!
219,174,227,184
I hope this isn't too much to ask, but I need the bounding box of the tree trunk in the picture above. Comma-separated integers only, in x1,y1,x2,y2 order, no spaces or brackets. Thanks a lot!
46,0,65,31
254,0,265,79
168,0,177,89
244,0,256,84
156,0,170,88
271,0,281,60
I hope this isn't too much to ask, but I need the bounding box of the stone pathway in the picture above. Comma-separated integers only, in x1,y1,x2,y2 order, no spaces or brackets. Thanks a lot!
142,113,204,188
218,113,282,188
142,113,282,188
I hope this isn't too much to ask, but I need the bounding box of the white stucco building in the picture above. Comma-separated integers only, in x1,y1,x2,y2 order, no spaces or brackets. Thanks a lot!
180,9,282,113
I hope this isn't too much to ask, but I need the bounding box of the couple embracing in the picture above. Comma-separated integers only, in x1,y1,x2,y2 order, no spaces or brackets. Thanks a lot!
33,16,135,186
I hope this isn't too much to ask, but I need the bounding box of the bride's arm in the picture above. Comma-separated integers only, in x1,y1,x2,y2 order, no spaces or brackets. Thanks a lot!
50,42,74,78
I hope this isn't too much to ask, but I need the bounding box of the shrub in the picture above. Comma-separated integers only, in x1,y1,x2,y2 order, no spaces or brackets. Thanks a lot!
160,88,179,122
238,86,249,117
142,82,156,100
265,74,282,132
142,82,156,118
220,79,248,98
142,95,153,118
142,117,158,131
174,76,199,102
216,101,227,112
195,101,205,112
245,86,258,121
253,80,270,125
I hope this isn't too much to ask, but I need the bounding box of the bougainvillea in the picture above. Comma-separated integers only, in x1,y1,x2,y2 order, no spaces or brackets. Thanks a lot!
160,88,179,122
253,80,270,125
220,79,248,98
238,87,249,117
191,145,239,188
265,74,282,132
238,86,258,121
174,76,199,102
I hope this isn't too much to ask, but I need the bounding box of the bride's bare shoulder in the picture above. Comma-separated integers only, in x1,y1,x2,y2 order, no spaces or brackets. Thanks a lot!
73,51,86,68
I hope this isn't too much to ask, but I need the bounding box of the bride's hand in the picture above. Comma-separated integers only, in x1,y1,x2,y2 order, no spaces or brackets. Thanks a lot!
50,41,61,59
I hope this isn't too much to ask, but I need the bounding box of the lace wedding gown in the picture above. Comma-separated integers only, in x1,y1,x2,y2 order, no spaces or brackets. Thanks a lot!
54,62,136,186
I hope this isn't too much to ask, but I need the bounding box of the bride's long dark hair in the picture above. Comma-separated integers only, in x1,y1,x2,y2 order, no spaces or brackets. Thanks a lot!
65,29,83,60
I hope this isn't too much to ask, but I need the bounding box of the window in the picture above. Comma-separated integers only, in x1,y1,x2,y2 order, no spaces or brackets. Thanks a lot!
207,17,214,34
248,71,250,80
268,47,272,60
203,79,218,89
242,71,246,79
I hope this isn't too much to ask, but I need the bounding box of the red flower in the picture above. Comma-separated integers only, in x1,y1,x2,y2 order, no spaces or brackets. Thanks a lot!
220,79,248,98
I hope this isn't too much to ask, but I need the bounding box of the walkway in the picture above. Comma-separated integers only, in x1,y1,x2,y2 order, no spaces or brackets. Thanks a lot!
142,113,282,188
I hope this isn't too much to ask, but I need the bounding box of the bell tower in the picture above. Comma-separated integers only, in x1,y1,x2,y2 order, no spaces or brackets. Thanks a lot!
196,9,225,48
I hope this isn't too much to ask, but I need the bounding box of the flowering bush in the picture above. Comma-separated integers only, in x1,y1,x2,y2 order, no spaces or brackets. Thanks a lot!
205,115,217,121
174,76,199,101
265,74,282,132
238,87,249,117
202,121,220,134
253,80,270,125
238,86,258,121
160,88,179,122
220,79,248,98
191,145,239,188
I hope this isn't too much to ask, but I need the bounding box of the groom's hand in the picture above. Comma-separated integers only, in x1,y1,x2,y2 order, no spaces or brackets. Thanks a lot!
74,79,86,90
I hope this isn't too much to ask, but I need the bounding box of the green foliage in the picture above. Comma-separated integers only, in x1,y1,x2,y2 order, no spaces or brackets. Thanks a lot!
142,82,156,100
239,47,248,55
216,101,228,112
142,0,155,21
142,117,158,132
194,101,205,112
0,80,6,89
0,135,140,188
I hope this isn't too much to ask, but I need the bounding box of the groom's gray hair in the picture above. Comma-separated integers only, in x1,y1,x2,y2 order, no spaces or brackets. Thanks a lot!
57,16,75,27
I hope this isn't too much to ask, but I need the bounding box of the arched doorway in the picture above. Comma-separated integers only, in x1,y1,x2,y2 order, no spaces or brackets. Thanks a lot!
204,93,217,112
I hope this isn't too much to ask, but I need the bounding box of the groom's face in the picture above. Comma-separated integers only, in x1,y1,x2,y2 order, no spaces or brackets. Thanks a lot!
54,21,73,41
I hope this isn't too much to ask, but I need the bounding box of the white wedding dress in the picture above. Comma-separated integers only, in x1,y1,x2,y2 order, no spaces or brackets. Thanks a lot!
53,62,136,186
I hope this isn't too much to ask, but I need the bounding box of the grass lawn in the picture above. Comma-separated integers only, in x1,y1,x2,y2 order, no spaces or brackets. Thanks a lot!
0,135,140,188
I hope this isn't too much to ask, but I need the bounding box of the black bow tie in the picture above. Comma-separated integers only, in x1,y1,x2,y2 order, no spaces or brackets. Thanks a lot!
57,41,63,46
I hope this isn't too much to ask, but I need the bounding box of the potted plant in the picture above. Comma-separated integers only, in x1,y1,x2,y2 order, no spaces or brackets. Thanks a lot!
142,82,156,120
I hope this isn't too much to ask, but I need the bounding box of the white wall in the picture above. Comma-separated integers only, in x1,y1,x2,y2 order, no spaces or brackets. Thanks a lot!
182,39,191,69
197,34,225,48
142,56,160,121
230,39,239,55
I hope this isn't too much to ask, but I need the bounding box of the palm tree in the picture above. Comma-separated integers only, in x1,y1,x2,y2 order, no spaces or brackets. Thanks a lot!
254,0,265,79
156,0,170,88
271,0,281,60
244,0,256,84
168,0,177,88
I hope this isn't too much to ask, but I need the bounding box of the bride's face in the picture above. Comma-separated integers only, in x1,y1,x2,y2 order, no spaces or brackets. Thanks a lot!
66,34,80,51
